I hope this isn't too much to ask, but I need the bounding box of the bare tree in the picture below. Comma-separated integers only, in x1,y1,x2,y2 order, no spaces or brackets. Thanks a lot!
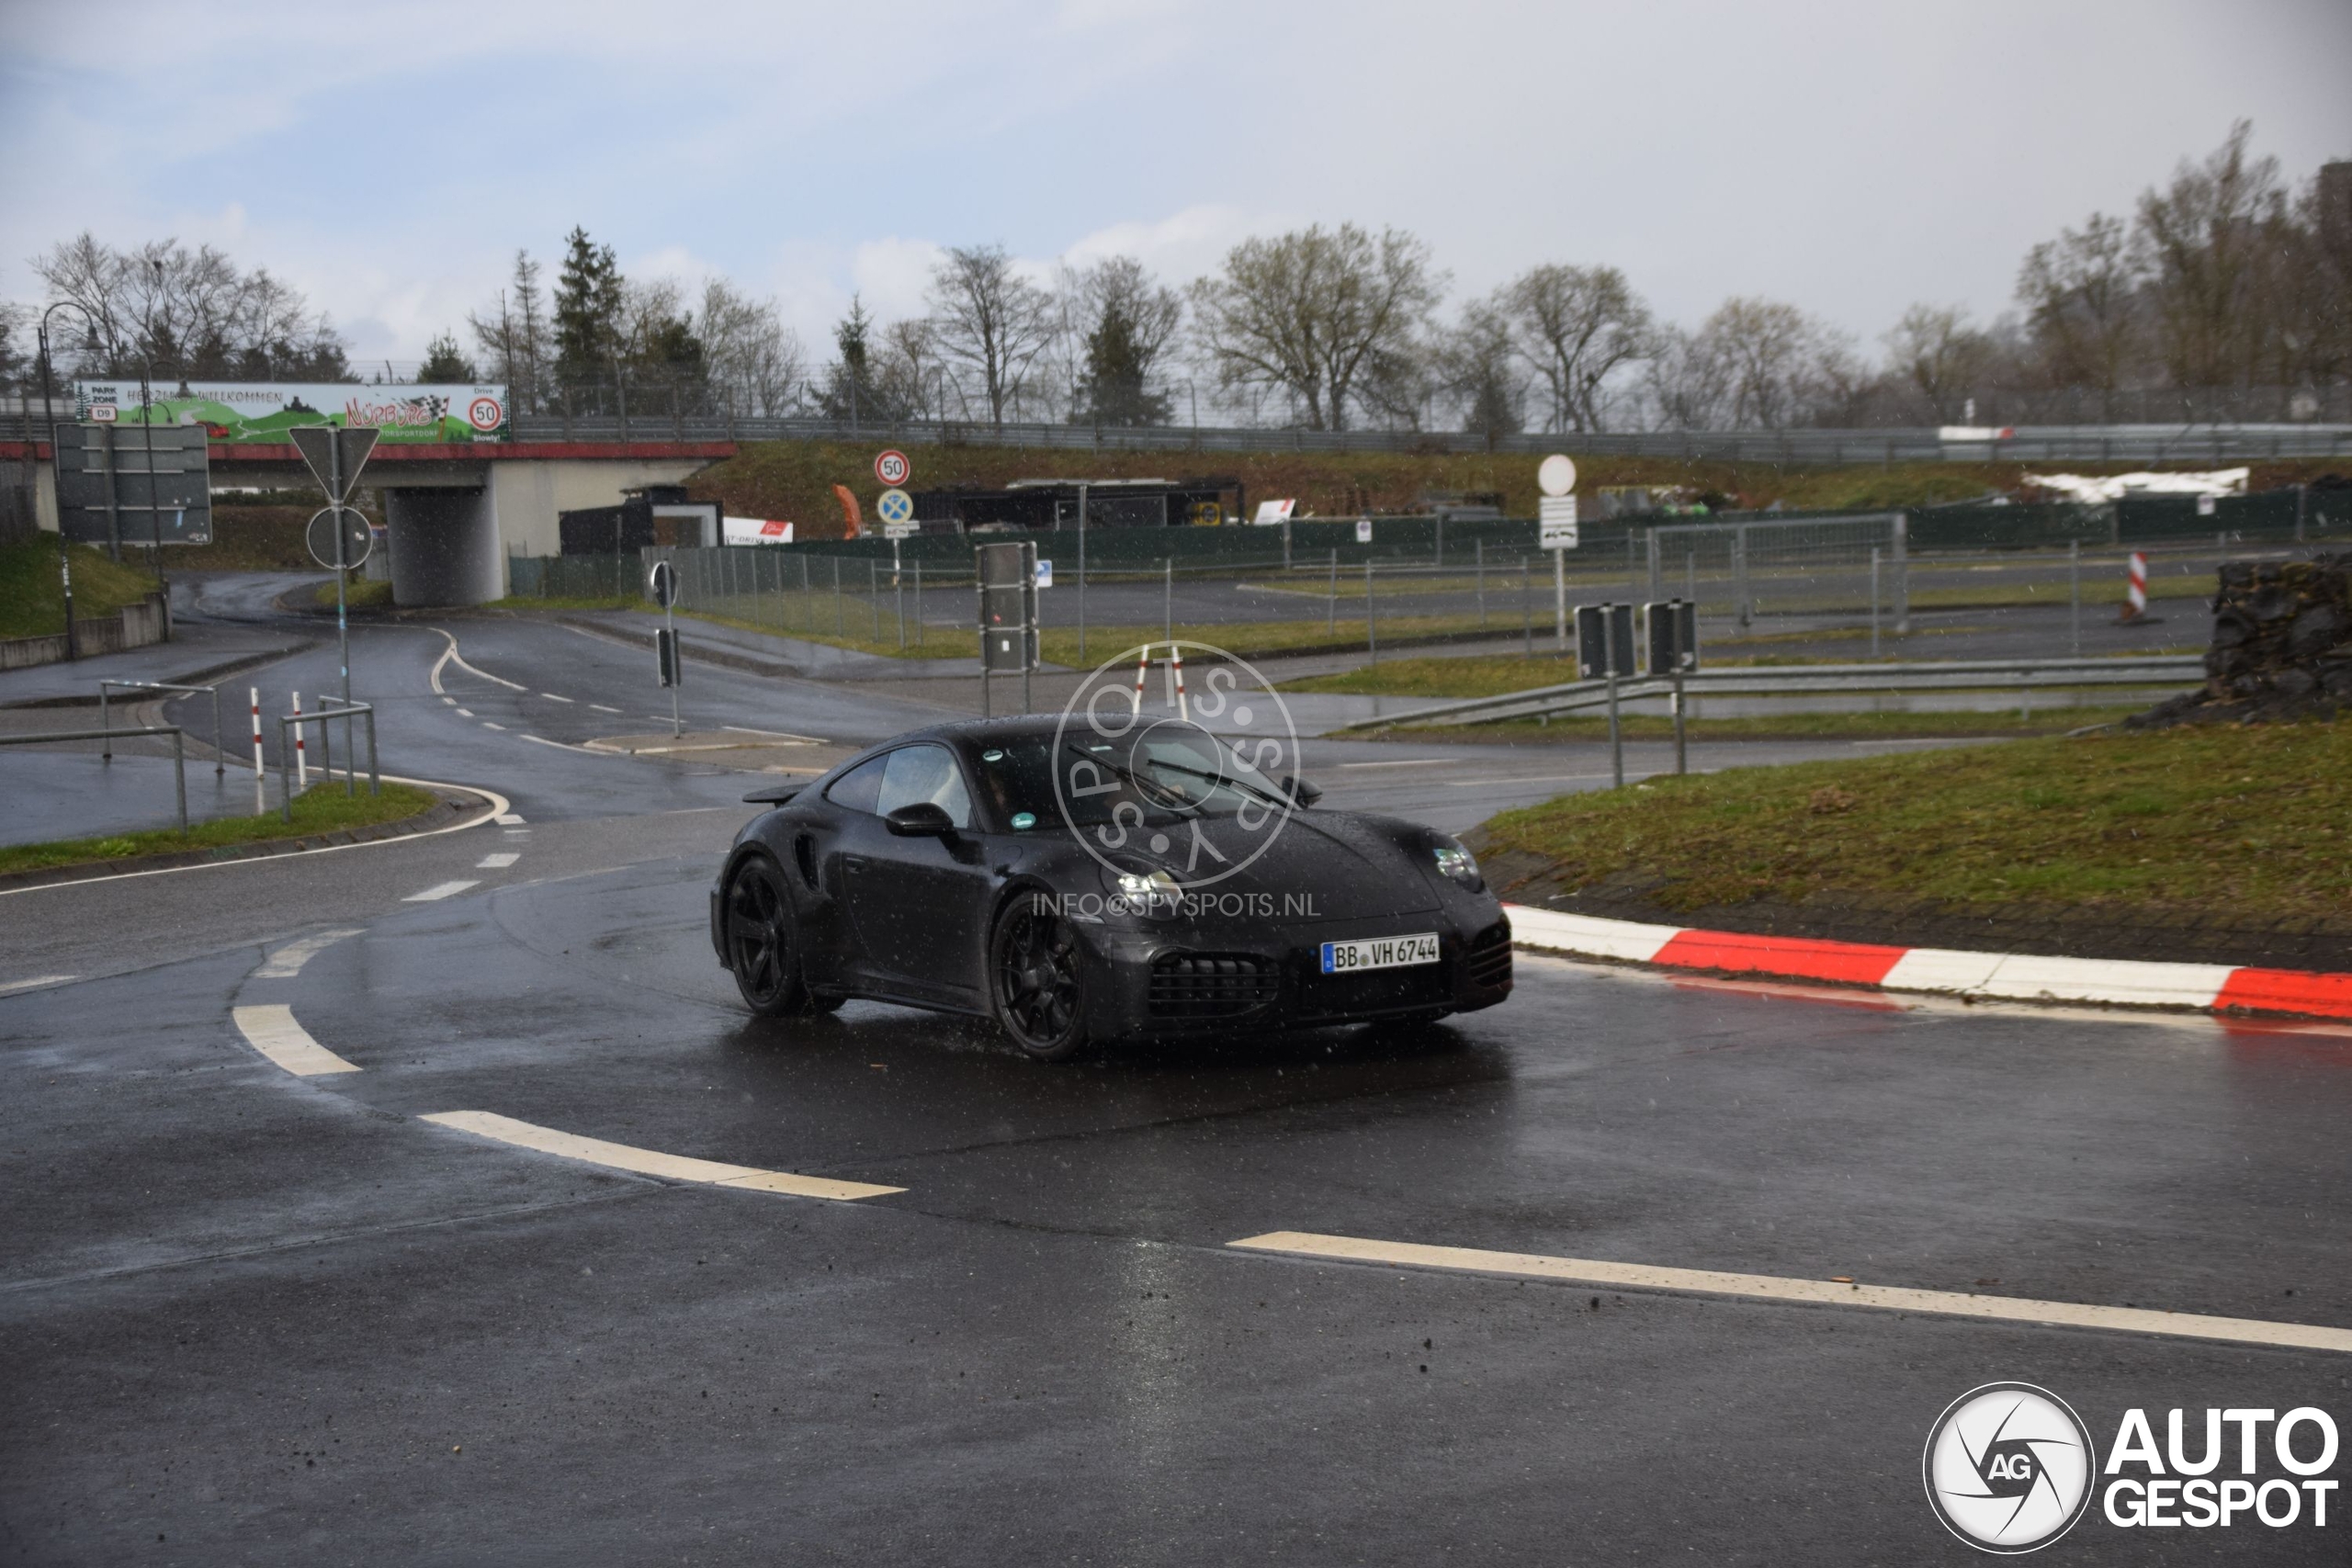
1063,256,1184,427
1502,264,1652,433
2014,213,2143,403
2137,119,2285,389
469,251,550,412
696,276,804,420
1882,303,1998,422
1433,297,1524,443
33,232,347,381
928,244,1057,430
876,317,945,420
1188,223,1443,431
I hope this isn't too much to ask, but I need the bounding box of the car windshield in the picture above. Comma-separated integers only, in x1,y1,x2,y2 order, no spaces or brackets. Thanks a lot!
969,730,1290,831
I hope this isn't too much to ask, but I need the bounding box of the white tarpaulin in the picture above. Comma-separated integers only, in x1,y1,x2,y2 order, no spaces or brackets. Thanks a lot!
2026,468,2249,504
1251,498,1296,525
722,516,795,545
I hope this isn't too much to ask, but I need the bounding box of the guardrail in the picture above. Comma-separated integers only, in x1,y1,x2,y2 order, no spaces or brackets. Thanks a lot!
1331,655,2210,734
1,725,188,833
277,700,378,819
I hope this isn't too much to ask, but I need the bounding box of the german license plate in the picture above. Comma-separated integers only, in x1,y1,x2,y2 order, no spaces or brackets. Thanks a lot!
1320,932,1441,975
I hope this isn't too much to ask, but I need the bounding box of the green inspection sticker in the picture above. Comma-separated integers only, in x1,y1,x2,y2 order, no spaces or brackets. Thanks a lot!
1011,812,1036,829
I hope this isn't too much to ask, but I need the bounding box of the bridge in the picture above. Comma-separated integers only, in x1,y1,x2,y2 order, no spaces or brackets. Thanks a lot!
4,436,733,605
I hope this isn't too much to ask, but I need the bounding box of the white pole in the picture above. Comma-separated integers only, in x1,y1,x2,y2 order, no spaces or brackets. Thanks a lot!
292,690,306,791
1170,643,1189,723
250,687,264,780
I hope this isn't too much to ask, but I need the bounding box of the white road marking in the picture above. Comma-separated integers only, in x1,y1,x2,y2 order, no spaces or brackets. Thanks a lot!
1447,773,1616,786
721,725,828,742
481,722,505,731
232,1004,361,1077
0,975,75,996
1336,759,1455,769
589,704,621,714
440,696,455,705
403,880,479,902
421,1111,904,1201
454,707,474,717
1228,1232,2352,1356
521,734,599,752
476,852,520,868
538,693,573,703
254,929,364,979
495,813,526,825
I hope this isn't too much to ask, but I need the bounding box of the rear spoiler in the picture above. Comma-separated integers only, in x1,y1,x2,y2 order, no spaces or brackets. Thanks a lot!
742,784,803,806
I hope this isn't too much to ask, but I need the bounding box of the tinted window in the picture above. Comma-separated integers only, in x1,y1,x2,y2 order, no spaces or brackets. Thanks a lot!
876,744,973,829
823,753,888,815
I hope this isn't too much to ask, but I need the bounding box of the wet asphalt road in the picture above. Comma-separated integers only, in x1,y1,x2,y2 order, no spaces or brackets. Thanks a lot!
4,581,2348,1563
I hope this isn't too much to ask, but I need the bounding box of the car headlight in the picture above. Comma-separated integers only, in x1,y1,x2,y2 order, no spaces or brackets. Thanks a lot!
1110,867,1181,916
1431,837,1482,892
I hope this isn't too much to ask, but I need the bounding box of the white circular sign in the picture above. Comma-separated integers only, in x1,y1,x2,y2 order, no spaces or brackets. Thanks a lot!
467,395,505,432
304,506,372,570
876,489,915,525
1538,454,1577,498
1922,1382,2095,1553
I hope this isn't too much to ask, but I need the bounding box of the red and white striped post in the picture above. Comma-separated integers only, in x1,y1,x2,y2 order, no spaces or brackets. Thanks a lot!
1131,645,1151,717
1170,642,1189,723
291,691,306,790
249,687,264,780
2121,551,2149,622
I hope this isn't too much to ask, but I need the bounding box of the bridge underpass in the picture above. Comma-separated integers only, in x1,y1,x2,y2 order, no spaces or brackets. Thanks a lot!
7,437,733,606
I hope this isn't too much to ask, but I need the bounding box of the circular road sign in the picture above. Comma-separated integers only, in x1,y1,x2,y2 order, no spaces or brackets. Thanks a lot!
1538,454,1577,497
648,559,677,609
875,449,910,487
305,505,373,570
876,488,915,526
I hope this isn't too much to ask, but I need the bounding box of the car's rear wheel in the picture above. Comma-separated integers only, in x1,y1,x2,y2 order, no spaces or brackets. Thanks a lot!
989,899,1090,1062
725,855,811,1016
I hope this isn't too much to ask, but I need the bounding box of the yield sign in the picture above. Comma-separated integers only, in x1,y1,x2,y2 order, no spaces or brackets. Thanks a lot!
288,424,380,502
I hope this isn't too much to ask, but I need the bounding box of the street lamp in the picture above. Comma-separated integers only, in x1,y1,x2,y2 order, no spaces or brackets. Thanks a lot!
34,300,96,660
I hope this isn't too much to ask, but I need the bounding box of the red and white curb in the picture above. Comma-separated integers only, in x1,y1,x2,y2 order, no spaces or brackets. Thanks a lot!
1504,904,2352,1023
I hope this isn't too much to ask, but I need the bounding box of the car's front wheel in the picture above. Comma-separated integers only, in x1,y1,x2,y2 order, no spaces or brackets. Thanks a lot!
725,854,812,1017
989,898,1090,1062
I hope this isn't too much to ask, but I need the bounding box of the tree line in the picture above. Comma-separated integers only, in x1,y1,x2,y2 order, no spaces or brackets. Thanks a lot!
11,121,2345,433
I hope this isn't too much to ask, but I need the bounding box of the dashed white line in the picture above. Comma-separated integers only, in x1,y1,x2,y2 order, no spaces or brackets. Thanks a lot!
1227,1233,2352,1356
454,707,474,717
232,1004,361,1077
589,705,621,714
495,813,526,826
254,929,364,979
0,975,75,996
440,696,455,706
403,880,480,902
481,722,505,731
539,693,574,703
421,1111,904,1201
476,852,520,868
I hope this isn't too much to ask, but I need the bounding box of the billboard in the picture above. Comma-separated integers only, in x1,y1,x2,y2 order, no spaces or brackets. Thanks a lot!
74,381,510,444
52,423,213,546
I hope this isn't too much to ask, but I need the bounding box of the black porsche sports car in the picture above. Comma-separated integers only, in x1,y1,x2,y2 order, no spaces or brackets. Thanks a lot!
708,715,1511,1060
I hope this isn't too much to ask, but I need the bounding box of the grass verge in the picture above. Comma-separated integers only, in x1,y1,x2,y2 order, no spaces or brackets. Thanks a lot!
0,782,441,879
1379,705,2149,743
0,538,165,639
1477,720,2350,919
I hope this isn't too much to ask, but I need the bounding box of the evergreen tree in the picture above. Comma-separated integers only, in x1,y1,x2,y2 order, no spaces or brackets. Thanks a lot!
552,226,624,412
418,330,478,382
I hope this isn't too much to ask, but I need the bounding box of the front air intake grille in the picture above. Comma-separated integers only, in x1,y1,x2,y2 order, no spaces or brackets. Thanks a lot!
1148,953,1279,1019
1467,923,1513,990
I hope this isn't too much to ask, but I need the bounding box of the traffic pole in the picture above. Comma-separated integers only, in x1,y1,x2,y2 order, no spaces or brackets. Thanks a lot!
2120,551,2148,622
1170,643,1189,723
292,691,306,792
251,686,265,812
1132,644,1150,717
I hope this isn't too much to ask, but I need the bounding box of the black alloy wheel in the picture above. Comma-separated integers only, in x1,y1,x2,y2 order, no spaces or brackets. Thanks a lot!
990,898,1090,1062
726,855,810,1016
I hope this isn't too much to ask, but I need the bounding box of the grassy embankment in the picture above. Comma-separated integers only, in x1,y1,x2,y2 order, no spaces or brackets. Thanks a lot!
0,782,440,879
1479,720,2349,919
0,538,167,639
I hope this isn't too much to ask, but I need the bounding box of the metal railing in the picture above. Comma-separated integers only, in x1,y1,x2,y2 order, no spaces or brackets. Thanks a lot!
277,700,379,818
1333,654,2208,735
99,679,225,774
2,726,188,834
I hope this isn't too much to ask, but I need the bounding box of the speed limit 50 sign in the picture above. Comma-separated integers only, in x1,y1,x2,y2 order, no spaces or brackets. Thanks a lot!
874,449,910,487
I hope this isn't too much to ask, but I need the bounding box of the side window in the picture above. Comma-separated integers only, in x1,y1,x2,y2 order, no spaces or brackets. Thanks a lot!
876,744,973,829
823,753,889,816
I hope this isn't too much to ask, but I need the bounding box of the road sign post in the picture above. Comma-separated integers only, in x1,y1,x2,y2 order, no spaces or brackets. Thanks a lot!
1538,455,1578,653
874,449,910,488
976,542,1038,716
289,424,380,740
876,488,915,535
649,558,683,737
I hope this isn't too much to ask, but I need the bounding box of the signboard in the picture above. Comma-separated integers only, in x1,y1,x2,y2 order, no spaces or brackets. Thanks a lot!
1354,518,1373,543
305,506,373,570
1538,454,1577,498
874,449,910,486
721,516,796,546
1035,558,1053,590
288,423,379,502
648,559,678,609
51,423,213,546
1540,495,1579,549
1252,498,1296,525
74,380,510,444
876,488,915,528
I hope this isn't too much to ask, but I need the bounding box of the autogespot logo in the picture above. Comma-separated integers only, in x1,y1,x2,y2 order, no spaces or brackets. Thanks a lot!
1923,1383,2097,1553
1052,640,1299,891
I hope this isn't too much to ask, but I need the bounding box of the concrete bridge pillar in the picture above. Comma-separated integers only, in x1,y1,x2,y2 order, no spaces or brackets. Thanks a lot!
386,487,502,606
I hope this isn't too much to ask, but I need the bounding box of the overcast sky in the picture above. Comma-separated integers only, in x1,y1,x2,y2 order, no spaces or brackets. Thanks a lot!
4,0,2346,368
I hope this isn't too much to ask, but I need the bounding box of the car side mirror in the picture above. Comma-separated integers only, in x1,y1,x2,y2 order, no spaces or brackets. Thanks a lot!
885,802,956,837
1281,774,1322,807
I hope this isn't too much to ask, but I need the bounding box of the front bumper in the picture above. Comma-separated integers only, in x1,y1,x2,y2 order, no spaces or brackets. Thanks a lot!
1077,908,1512,1042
